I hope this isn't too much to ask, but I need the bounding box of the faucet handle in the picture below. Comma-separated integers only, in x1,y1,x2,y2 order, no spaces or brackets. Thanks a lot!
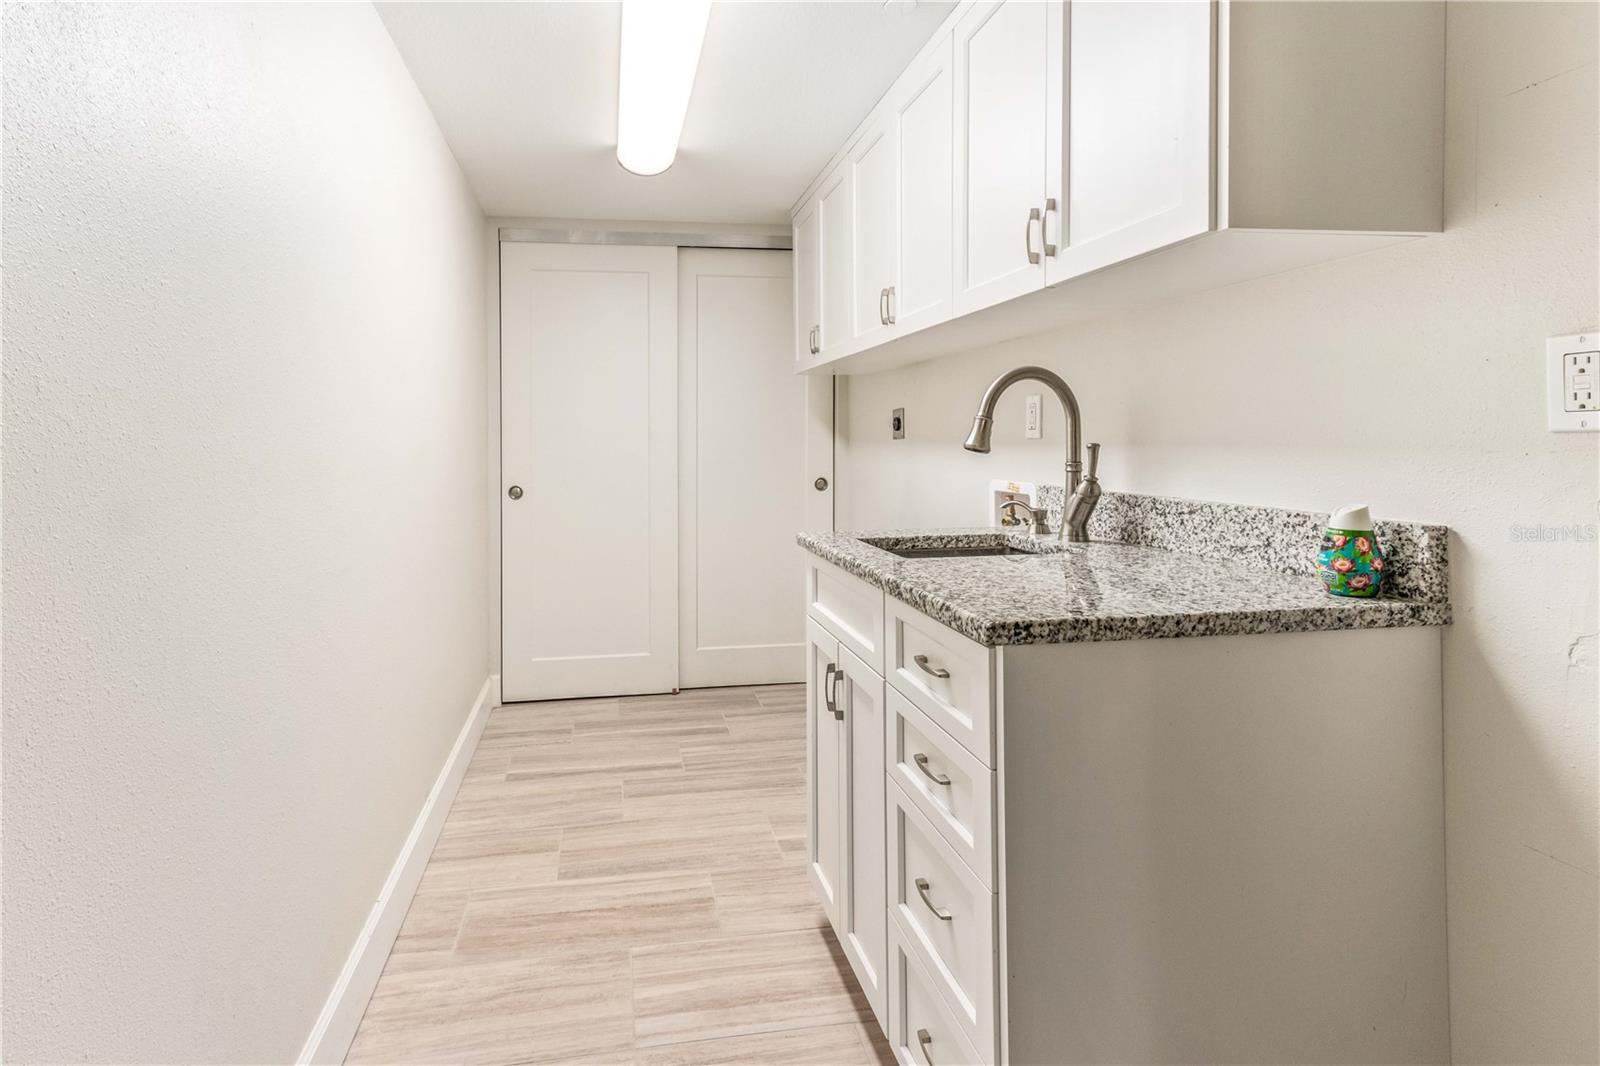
1085,442,1100,480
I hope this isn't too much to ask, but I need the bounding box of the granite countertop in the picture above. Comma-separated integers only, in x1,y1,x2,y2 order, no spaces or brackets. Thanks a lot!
797,523,1453,647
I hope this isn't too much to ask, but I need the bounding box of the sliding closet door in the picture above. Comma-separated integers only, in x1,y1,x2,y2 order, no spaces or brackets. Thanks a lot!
677,248,808,687
501,242,678,702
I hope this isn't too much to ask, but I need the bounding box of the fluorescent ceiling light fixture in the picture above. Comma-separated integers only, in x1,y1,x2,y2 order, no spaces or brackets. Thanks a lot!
617,0,712,176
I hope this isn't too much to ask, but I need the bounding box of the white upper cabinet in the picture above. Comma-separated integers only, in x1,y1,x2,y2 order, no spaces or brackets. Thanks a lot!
816,164,854,360
790,0,1444,376
793,198,820,364
1044,0,1214,284
850,117,898,350
951,0,1050,316
892,33,954,336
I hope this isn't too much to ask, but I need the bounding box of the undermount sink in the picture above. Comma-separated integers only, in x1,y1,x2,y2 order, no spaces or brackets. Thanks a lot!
867,541,1037,560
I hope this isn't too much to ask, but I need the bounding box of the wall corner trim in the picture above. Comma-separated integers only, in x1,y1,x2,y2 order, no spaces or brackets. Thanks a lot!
295,674,496,1064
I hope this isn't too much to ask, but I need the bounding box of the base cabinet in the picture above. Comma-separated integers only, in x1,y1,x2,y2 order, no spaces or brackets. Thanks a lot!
805,556,1448,1064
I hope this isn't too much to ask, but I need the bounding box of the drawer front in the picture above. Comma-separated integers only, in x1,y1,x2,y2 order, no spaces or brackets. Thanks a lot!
889,781,998,1060
885,597,994,765
887,686,996,889
888,921,987,1066
806,555,886,674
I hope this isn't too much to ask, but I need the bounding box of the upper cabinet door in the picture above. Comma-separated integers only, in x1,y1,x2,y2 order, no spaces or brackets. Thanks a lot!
850,116,898,350
952,0,1053,317
1044,0,1214,285
892,33,954,337
817,165,854,360
793,199,821,365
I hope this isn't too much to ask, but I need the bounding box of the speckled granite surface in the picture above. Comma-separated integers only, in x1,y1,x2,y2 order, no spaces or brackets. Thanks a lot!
1031,489,1450,602
800,495,1450,647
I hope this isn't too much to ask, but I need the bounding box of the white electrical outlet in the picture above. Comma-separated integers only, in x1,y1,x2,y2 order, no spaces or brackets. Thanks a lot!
1548,332,1600,432
1024,394,1042,439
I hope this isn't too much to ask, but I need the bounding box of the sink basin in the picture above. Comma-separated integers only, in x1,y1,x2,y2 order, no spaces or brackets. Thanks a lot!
872,543,1034,560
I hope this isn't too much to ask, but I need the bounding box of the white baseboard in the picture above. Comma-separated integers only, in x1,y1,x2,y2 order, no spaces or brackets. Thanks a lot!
296,674,497,1064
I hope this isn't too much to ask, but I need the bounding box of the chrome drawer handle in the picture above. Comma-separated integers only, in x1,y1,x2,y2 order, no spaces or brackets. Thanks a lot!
1024,206,1041,265
913,752,951,787
915,877,954,921
916,1028,935,1065
913,654,949,679
1041,197,1058,257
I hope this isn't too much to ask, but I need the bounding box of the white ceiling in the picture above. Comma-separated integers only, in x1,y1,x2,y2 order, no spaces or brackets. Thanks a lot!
376,1,954,224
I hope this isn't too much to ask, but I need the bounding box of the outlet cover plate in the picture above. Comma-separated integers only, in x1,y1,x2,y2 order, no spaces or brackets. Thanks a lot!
1548,332,1599,432
891,407,905,439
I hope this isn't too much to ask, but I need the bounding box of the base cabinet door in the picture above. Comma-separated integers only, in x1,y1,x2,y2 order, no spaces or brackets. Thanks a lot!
806,617,844,928
839,645,888,1027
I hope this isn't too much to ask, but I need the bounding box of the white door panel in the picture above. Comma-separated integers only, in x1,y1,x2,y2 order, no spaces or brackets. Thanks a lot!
839,644,888,1028
807,618,844,927
851,119,897,348
1047,0,1214,284
793,199,821,364
817,166,854,359
953,0,1051,315
501,242,677,701
678,249,805,687
894,33,955,335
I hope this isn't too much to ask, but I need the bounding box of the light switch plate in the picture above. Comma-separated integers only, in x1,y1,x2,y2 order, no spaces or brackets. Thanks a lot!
1548,332,1599,431
1024,394,1042,439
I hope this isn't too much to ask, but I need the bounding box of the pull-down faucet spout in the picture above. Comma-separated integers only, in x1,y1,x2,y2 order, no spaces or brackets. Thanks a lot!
963,365,1098,543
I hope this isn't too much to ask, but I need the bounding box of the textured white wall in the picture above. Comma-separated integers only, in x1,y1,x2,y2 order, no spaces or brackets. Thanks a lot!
2,4,489,1062
837,4,1598,1062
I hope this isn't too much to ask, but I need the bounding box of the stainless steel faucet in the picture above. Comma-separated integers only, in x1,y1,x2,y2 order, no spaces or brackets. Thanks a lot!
963,365,1102,543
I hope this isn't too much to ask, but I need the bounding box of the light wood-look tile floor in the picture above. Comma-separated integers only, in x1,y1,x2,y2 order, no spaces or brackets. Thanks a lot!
347,684,893,1066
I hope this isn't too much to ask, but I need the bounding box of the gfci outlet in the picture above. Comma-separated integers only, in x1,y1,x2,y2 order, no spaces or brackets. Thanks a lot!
1025,394,1042,439
1548,332,1600,431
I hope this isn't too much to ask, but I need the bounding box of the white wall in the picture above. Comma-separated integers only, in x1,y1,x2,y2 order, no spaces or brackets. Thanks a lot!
838,4,1598,1062
2,5,489,1062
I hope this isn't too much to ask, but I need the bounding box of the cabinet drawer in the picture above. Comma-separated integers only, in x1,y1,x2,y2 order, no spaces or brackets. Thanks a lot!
889,781,998,1061
887,686,996,889
885,597,995,765
806,555,885,675
888,921,986,1066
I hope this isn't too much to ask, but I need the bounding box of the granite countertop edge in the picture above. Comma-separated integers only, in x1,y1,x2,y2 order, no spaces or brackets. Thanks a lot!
797,529,1452,648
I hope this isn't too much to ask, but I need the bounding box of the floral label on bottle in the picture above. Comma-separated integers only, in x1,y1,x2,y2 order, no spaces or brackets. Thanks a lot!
1316,528,1385,598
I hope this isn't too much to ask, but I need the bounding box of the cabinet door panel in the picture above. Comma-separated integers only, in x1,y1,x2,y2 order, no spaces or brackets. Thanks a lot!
792,199,820,365
1046,0,1213,284
851,119,897,349
805,617,843,928
839,645,888,1028
894,34,954,335
817,166,854,359
953,0,1050,315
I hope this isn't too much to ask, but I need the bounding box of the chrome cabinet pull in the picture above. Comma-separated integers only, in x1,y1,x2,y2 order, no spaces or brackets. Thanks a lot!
879,287,889,326
887,285,896,324
1024,206,1041,265
916,1028,936,1065
913,752,951,787
831,667,844,720
913,654,950,679
822,663,836,717
1042,197,1058,257
915,877,954,921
